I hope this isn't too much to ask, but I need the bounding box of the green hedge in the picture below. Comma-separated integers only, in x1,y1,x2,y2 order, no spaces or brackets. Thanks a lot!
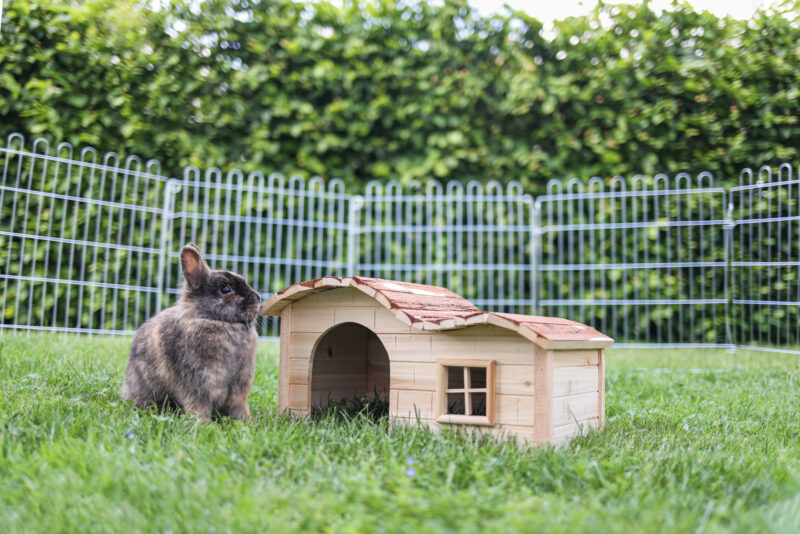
2,0,800,345
2,0,799,189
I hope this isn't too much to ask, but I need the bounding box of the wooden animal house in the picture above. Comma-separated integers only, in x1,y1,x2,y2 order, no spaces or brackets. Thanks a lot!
261,277,613,445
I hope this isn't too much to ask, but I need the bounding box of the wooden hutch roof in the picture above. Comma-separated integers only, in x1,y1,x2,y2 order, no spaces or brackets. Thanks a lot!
261,276,613,349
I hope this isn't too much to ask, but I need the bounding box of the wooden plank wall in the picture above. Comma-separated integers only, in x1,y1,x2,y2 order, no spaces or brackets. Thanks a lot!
550,349,602,445
280,287,540,443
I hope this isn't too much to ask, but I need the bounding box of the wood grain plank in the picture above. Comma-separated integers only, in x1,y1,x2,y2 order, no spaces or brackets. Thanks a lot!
289,332,319,360
288,357,310,385
518,394,535,426
315,287,356,306
414,362,438,391
278,307,292,412
394,390,434,418
496,364,535,396
551,350,600,367
435,414,492,426
288,384,309,411
431,334,476,358
598,349,606,427
552,391,599,427
495,394,535,426
475,335,521,364
551,417,600,446
374,307,414,333
389,389,399,416
481,425,535,445
389,361,415,389
533,345,553,442
352,289,379,306
553,366,599,397
391,334,433,362
287,293,318,309
333,307,377,329
291,306,335,333
495,394,519,425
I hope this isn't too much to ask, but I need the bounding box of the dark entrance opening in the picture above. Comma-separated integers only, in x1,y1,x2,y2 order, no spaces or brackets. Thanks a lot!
310,322,390,417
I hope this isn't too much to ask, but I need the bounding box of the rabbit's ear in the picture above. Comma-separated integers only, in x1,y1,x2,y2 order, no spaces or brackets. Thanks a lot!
180,243,210,288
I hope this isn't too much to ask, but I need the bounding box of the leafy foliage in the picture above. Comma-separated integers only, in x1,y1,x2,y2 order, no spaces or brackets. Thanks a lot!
2,0,800,188
3,0,800,346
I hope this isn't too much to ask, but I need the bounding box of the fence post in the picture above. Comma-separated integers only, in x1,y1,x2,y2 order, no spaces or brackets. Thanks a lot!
347,195,364,276
156,179,181,312
530,197,542,315
723,195,736,352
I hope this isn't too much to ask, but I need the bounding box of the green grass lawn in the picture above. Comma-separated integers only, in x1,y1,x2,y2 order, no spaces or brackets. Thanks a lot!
1,334,799,533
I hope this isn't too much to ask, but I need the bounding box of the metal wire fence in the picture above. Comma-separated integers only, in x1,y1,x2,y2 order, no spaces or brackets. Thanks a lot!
536,174,731,348
359,181,534,314
731,164,800,353
0,134,170,335
1,132,798,352
166,169,351,336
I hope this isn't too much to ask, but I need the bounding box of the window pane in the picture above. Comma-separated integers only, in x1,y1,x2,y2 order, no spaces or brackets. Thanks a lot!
469,367,486,389
471,392,487,416
447,366,464,389
447,392,466,415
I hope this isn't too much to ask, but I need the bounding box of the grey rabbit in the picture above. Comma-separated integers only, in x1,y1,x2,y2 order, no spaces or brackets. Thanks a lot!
120,243,261,422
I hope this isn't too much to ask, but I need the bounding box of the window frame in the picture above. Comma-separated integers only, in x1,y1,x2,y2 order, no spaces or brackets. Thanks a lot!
435,358,496,426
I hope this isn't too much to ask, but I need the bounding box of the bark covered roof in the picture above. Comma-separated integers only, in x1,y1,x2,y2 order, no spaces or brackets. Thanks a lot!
262,276,613,349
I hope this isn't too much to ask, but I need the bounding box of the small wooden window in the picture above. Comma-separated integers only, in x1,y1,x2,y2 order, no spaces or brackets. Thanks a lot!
436,358,495,426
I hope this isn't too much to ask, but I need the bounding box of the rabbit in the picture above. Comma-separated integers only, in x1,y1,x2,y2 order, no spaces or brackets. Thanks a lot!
120,243,261,422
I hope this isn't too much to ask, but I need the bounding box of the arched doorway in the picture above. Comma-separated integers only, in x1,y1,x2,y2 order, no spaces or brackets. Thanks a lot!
310,322,390,413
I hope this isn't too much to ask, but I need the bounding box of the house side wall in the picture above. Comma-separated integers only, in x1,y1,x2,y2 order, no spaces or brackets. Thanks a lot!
280,287,409,414
278,307,291,411
550,349,603,445
279,287,537,443
391,324,536,444
533,344,553,443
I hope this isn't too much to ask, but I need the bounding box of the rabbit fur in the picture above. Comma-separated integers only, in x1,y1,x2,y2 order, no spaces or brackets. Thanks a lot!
120,243,261,422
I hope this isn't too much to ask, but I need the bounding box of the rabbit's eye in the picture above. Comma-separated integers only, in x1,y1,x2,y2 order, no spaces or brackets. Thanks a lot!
220,285,232,295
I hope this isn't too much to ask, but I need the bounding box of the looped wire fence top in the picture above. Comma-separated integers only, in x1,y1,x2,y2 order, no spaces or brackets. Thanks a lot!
731,163,800,353
1,132,798,352
535,172,731,347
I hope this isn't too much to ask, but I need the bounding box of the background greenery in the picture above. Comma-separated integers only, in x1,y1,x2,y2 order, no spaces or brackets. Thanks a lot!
1,334,799,533
2,0,800,189
3,0,800,346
